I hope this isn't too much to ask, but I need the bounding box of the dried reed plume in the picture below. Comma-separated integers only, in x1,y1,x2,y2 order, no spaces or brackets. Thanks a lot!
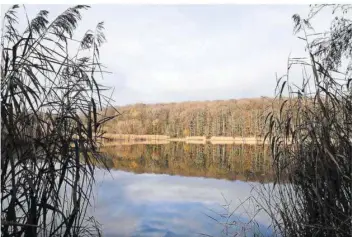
1,5,118,237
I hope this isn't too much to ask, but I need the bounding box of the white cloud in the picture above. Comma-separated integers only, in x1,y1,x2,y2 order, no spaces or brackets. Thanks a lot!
2,4,334,105
94,169,273,228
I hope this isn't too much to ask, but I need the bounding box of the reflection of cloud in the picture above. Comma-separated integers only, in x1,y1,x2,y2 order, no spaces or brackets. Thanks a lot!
91,169,274,237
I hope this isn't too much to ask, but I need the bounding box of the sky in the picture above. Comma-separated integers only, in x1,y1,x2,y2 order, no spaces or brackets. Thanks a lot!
1,4,334,106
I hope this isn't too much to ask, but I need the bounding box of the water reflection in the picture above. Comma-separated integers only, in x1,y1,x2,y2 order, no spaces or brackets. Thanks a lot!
101,143,272,182
92,169,274,237
94,144,274,236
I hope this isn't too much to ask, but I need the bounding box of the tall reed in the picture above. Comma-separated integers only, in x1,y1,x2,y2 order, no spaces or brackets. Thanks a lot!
1,5,117,237
261,4,352,237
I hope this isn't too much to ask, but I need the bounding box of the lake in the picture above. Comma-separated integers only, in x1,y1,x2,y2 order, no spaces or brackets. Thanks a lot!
92,143,274,237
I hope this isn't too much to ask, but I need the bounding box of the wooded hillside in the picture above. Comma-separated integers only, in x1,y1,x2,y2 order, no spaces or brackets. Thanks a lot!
104,97,277,137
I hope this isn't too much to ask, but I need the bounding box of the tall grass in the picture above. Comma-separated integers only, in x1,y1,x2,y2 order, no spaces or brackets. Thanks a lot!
1,5,117,236
206,5,352,237
260,4,352,237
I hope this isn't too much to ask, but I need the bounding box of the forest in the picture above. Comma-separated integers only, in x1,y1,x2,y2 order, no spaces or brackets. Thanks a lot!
104,97,277,137
2,3,351,237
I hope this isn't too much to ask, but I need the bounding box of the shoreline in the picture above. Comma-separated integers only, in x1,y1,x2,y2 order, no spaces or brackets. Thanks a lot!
101,133,272,146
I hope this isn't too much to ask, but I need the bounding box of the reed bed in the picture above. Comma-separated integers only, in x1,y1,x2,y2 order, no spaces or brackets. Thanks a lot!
256,5,352,237
205,5,352,237
101,135,270,145
102,133,170,141
102,140,171,146
1,5,117,237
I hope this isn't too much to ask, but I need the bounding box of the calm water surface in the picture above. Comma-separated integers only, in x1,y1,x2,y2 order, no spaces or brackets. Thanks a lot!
93,143,274,237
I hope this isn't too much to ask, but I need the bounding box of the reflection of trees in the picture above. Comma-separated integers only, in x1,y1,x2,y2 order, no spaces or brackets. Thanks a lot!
195,146,205,168
102,144,272,182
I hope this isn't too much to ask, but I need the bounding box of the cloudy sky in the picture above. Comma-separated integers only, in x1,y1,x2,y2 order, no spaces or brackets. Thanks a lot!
2,4,333,106
91,169,274,237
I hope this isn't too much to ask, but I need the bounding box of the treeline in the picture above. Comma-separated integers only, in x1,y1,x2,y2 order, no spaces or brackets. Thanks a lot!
104,97,277,137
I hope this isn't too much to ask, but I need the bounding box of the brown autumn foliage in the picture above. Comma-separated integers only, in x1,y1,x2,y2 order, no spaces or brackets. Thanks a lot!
104,97,279,138
101,143,273,182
